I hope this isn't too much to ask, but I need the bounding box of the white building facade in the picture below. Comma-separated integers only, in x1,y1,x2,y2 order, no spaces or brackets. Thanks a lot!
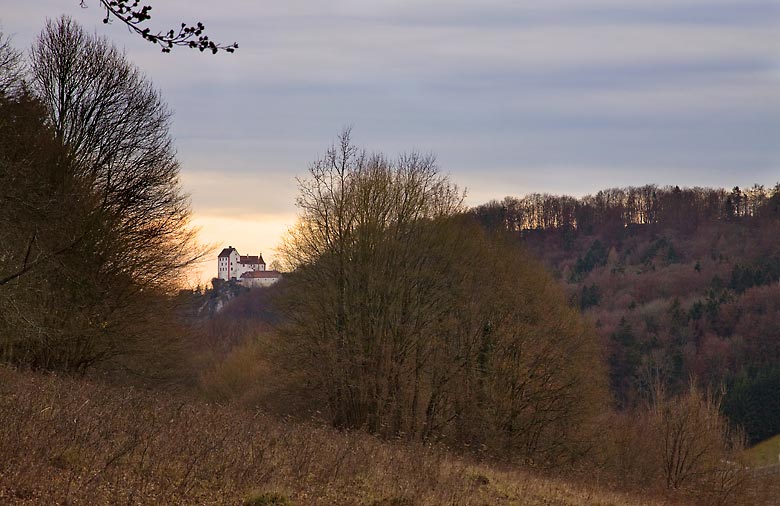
217,246,266,281
239,270,283,287
217,246,281,286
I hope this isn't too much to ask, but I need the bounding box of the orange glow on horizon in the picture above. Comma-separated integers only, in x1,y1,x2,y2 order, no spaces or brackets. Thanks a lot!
184,213,296,288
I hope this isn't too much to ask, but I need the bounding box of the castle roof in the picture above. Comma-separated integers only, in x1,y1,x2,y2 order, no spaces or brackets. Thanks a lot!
218,246,236,258
239,255,265,265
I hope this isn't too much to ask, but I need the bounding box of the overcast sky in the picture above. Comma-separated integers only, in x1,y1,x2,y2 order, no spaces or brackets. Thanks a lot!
3,1,779,283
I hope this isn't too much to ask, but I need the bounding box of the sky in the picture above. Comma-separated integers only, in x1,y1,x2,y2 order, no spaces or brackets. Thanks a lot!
2,1,779,284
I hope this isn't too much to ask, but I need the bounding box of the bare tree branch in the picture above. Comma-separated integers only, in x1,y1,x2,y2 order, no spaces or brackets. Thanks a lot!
79,0,238,54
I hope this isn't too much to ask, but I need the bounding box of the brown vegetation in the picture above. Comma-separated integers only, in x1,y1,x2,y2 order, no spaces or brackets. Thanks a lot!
1,365,675,506
596,382,761,505
193,303,780,505
0,19,201,375
2,17,777,505
472,186,780,444
274,132,607,466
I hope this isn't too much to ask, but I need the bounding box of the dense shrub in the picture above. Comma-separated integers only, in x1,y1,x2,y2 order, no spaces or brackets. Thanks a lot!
275,133,608,467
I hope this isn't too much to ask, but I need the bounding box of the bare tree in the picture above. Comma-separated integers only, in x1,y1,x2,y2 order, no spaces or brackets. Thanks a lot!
278,130,467,432
651,381,745,494
276,131,607,466
30,16,200,292
0,32,23,97
0,17,202,374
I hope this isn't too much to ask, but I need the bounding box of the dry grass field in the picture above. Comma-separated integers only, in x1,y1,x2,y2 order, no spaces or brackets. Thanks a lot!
745,435,780,467
0,366,680,506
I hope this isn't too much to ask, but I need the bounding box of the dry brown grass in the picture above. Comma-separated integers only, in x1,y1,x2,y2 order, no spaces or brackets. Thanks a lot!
0,366,678,506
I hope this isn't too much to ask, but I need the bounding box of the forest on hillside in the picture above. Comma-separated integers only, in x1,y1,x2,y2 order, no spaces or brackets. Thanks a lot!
472,185,780,444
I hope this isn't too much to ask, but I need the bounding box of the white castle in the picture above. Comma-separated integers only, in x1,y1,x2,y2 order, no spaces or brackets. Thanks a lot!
217,246,281,287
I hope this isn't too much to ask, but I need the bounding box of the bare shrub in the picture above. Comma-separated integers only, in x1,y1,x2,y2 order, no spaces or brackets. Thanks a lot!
600,381,753,505
198,334,278,408
651,382,747,503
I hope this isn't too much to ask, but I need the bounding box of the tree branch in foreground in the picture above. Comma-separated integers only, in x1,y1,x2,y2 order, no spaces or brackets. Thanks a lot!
81,0,238,54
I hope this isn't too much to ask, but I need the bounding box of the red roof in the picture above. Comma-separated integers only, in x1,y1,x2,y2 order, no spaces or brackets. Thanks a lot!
239,255,261,265
240,270,282,279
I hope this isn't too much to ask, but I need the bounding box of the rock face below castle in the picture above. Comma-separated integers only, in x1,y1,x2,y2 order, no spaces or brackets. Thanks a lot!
217,246,281,286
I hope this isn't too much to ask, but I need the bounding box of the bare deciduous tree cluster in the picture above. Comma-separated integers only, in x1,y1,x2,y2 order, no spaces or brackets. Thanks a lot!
0,18,201,374
275,131,607,466
0,33,22,97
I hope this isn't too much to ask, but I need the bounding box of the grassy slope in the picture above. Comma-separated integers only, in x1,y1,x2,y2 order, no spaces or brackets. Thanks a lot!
0,367,672,506
745,435,780,467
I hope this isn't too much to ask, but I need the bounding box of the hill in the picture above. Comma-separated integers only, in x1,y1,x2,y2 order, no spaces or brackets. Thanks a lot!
472,184,780,443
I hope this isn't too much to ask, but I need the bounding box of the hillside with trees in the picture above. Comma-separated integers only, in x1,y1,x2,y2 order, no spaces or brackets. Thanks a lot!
186,145,773,503
472,185,780,444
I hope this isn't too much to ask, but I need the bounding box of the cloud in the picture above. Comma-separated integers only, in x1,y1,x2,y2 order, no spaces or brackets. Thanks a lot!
3,0,779,279
180,169,300,215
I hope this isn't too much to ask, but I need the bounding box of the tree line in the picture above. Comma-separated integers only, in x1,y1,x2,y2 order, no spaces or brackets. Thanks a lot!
473,184,780,235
